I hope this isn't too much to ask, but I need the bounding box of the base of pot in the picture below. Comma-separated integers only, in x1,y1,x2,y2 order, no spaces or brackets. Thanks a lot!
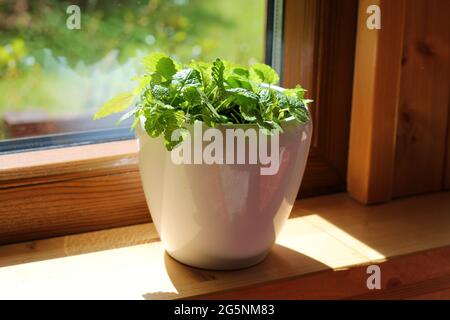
166,250,270,271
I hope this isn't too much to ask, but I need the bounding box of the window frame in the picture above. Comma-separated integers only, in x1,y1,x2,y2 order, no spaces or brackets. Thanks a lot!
0,0,359,245
283,0,358,197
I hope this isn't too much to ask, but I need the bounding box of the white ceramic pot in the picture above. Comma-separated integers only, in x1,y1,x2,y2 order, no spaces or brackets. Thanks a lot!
137,112,312,270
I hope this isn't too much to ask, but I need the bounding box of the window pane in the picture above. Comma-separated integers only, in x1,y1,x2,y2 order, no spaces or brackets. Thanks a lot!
0,0,265,145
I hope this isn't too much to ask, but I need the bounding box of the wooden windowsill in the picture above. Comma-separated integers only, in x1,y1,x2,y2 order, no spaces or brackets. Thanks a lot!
1,191,450,299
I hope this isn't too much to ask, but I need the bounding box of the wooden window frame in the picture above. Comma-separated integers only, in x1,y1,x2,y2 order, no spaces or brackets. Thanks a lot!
283,0,358,196
0,0,359,245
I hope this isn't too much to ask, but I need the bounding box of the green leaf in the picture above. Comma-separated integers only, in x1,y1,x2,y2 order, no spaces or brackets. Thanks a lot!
94,92,134,120
269,119,283,133
274,90,289,108
285,85,306,100
164,127,189,151
240,104,258,121
150,84,171,101
132,75,151,95
196,87,221,119
118,107,138,123
172,68,202,88
230,67,249,78
211,58,225,92
249,63,279,84
131,114,141,129
189,60,211,88
227,88,259,105
142,53,166,70
226,75,253,90
142,53,165,71
161,110,187,150
144,111,164,137
258,89,272,105
288,97,309,123
142,52,177,81
164,109,186,127
182,85,202,106
257,119,276,135
156,57,177,81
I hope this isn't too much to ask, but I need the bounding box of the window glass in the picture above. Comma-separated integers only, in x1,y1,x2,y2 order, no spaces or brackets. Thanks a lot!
0,0,265,143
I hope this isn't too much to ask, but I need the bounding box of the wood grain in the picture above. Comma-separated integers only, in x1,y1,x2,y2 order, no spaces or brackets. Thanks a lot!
313,0,358,176
0,140,139,189
348,0,450,203
283,0,321,105
0,171,150,244
447,104,450,189
1,192,450,299
393,0,450,197
347,0,406,204
194,247,450,300
299,148,345,197
283,0,358,197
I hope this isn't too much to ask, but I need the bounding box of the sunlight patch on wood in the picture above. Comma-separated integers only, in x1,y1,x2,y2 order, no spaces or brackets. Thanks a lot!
276,214,385,268
0,243,178,300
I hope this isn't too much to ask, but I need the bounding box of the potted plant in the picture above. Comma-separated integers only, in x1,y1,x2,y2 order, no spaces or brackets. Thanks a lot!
95,53,312,270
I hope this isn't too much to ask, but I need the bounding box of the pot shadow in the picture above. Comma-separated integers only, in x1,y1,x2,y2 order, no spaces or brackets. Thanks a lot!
142,243,331,300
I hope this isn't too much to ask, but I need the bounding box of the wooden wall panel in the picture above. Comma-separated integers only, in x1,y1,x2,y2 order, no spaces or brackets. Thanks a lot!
393,0,450,197
347,0,406,204
348,0,450,204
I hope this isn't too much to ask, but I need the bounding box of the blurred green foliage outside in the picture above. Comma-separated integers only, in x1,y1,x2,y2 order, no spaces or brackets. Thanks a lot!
0,0,265,124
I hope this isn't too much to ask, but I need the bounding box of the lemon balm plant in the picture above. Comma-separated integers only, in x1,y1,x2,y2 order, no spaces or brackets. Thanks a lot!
95,53,313,270
94,53,311,149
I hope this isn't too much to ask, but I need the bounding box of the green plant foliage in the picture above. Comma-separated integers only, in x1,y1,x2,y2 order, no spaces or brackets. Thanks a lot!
93,92,135,120
95,53,312,150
